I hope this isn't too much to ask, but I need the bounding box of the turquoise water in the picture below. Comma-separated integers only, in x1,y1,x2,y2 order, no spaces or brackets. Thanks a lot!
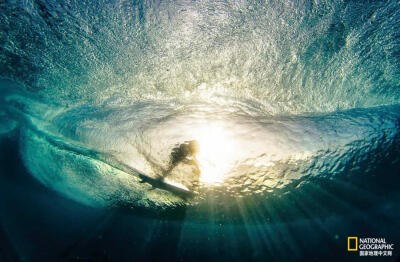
0,0,400,261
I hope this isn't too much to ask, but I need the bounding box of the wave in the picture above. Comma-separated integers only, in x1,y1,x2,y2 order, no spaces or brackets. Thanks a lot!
1,0,400,219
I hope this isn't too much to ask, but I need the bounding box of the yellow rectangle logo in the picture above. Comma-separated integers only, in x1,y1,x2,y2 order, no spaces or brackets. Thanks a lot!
348,237,358,251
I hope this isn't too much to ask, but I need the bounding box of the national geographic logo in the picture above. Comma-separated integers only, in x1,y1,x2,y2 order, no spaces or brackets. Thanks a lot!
348,237,394,257
348,237,358,251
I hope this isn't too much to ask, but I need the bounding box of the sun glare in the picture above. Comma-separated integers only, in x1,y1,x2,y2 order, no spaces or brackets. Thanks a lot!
193,124,237,185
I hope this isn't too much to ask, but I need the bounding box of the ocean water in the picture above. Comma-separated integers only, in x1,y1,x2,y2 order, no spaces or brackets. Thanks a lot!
0,0,400,261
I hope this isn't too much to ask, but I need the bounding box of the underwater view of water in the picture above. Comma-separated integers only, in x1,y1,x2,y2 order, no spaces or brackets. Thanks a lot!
1,0,400,261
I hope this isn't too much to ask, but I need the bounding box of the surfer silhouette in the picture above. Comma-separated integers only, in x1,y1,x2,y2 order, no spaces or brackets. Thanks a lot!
139,140,200,195
162,140,200,178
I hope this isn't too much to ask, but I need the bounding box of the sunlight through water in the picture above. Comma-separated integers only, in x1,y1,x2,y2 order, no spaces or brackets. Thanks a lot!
193,123,237,185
